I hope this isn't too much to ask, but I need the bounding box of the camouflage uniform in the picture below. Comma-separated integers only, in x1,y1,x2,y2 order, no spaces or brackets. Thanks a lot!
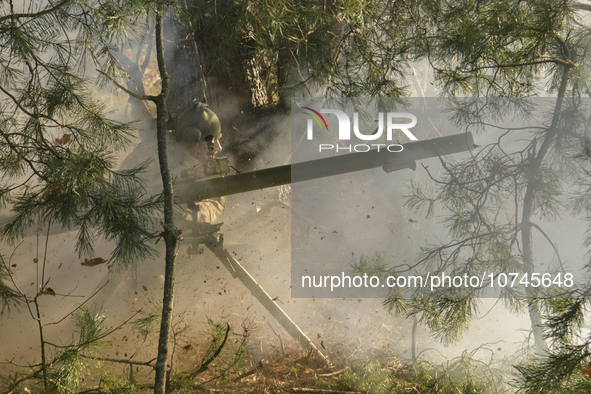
168,146,226,225
120,102,226,225
172,102,226,225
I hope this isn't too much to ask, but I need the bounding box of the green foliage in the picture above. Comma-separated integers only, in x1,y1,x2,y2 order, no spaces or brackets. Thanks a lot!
369,1,591,390
2,0,591,393
395,96,591,350
416,356,508,394
195,319,251,383
132,298,163,342
73,306,110,350
377,0,591,352
101,373,142,394
46,307,110,394
336,355,505,394
351,253,390,280
50,348,89,394
413,298,480,346
187,0,591,103
167,371,198,393
132,301,251,383
337,360,393,394
193,0,428,99
0,255,22,315
423,0,581,96
515,348,591,394
0,295,250,393
0,0,162,269
513,295,591,393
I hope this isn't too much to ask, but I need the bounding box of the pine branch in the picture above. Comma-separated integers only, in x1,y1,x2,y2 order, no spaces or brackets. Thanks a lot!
0,0,70,23
45,309,143,350
460,59,559,72
96,69,157,102
46,280,111,326
188,323,231,378
79,353,156,367
529,222,565,272
573,2,591,11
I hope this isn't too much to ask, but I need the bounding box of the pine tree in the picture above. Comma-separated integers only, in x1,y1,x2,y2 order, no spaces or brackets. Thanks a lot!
178,0,428,108
4,1,591,392
0,1,169,392
388,1,591,386
0,0,163,309
176,3,591,386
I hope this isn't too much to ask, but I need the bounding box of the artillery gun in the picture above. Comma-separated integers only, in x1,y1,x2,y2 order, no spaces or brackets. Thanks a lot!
175,132,474,362
174,132,474,203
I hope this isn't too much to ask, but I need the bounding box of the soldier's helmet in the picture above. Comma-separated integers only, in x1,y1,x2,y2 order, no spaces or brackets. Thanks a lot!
174,102,222,144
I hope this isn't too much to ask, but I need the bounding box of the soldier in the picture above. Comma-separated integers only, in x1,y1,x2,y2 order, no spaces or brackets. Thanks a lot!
171,102,226,225
174,102,223,160
120,101,226,224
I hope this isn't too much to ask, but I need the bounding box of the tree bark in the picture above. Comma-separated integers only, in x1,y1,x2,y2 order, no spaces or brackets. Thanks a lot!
165,15,206,114
152,5,178,394
520,63,572,350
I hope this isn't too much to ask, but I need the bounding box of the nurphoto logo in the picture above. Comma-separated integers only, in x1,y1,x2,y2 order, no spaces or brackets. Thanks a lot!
302,107,418,153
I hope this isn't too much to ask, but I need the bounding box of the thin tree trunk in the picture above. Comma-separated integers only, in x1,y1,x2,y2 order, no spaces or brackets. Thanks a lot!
520,63,572,350
411,316,418,362
152,5,178,394
165,27,206,113
34,296,49,392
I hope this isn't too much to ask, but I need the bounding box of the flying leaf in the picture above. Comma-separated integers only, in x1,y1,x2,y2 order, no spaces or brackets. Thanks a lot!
38,182,64,202
39,188,51,201
583,362,591,378
54,133,72,145
43,287,56,297
81,257,107,267
28,219,43,231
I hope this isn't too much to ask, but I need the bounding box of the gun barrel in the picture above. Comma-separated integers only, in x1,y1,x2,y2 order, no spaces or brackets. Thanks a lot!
176,132,474,203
